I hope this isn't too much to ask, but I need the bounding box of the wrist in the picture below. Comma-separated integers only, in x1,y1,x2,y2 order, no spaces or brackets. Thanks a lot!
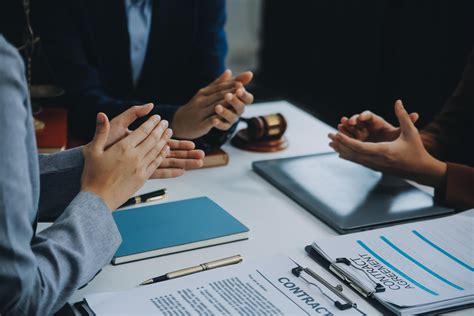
170,106,205,140
81,186,115,211
170,106,187,139
84,190,114,212
421,156,447,190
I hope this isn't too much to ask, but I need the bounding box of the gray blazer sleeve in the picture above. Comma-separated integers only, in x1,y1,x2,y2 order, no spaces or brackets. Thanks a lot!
38,147,85,221
0,36,122,316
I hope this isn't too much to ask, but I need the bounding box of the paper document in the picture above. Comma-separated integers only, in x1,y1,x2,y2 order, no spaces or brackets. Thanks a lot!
312,209,474,311
85,256,366,315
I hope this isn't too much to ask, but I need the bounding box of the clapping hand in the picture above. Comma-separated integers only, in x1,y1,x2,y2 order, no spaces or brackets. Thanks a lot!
101,104,204,179
329,100,446,189
337,105,419,142
171,69,254,139
81,112,172,210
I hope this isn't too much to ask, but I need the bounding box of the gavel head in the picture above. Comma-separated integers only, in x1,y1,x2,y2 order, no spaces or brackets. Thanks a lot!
246,113,287,141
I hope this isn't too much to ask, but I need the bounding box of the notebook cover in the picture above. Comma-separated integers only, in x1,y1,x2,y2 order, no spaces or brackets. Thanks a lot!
112,197,248,262
253,152,454,234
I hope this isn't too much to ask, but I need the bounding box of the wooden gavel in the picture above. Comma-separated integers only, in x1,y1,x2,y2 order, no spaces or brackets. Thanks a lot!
241,113,287,141
232,113,288,152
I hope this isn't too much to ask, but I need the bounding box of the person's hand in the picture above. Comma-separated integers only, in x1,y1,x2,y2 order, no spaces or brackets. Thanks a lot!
104,103,155,148
102,103,204,178
151,139,205,178
214,70,254,130
329,100,447,189
81,112,172,210
338,108,419,142
171,69,254,139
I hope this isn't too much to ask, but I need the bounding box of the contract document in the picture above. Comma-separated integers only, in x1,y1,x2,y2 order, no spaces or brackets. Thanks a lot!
84,256,366,315
311,209,474,315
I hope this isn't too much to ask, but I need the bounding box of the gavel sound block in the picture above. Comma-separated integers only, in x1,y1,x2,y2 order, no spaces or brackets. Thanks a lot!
231,113,288,152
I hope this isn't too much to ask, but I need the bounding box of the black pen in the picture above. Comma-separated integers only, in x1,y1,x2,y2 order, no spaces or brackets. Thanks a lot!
139,255,243,285
120,189,166,208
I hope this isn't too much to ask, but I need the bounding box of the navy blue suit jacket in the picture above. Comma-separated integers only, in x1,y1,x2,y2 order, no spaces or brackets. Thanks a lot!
34,0,231,149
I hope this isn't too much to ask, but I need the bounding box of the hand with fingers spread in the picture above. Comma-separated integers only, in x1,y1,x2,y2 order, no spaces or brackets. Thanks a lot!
81,112,172,210
329,100,447,189
338,107,419,142
171,69,254,139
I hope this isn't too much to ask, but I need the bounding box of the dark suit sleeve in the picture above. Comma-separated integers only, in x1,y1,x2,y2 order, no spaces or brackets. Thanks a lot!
187,0,238,150
33,0,177,141
35,0,233,147
420,50,474,208
192,0,228,88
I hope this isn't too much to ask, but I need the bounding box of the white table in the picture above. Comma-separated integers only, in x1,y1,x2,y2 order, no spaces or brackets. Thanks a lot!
68,101,469,315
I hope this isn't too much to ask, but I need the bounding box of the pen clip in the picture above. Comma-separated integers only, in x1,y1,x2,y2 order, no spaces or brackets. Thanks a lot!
290,260,357,311
331,258,385,297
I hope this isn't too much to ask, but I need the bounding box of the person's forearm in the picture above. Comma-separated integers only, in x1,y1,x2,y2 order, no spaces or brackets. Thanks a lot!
415,156,474,209
38,146,84,173
16,192,121,315
436,163,474,209
417,156,447,190
38,147,84,221
420,130,443,159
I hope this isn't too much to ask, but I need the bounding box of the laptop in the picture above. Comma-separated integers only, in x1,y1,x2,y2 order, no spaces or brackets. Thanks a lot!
253,152,454,234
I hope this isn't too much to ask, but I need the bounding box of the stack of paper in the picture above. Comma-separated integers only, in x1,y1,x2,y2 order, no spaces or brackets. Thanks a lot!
83,256,367,315
311,210,474,315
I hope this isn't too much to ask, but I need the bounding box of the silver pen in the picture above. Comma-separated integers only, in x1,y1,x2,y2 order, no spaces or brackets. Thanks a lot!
139,255,243,285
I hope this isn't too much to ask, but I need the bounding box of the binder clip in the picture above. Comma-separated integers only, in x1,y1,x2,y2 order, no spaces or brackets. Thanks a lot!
290,260,357,311
330,258,385,297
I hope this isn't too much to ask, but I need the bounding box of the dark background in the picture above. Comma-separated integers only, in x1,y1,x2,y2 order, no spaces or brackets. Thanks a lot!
256,0,474,128
1,0,473,128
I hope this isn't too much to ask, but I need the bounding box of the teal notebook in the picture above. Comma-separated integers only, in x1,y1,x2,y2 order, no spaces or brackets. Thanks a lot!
112,197,249,264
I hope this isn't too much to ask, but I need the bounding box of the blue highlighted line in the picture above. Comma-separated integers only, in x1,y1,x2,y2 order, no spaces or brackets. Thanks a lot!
357,240,439,296
412,230,474,272
380,236,464,291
